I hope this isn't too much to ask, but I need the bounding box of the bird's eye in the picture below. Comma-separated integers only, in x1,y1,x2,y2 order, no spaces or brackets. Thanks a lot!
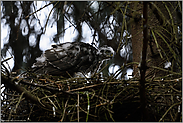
105,50,112,55
100,50,104,53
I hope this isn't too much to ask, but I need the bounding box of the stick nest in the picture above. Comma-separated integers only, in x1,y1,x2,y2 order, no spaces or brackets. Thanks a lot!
1,63,182,122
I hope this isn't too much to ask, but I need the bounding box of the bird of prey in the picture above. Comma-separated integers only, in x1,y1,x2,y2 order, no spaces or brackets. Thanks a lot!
32,42,114,77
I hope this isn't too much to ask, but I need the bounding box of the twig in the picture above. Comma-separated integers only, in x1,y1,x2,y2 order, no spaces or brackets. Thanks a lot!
14,92,25,113
150,66,181,75
67,83,102,92
85,91,90,122
169,86,181,93
77,92,79,122
60,97,69,122
25,1,55,19
79,107,97,117
159,101,182,122
41,90,58,110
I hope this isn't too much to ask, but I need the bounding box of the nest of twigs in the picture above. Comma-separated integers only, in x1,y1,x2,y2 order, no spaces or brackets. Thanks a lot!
1,61,182,122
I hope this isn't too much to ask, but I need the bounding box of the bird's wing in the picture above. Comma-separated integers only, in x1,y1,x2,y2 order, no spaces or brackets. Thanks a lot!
44,42,82,71
32,42,99,75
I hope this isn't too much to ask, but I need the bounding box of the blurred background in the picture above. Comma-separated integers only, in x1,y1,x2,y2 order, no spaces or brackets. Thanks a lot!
1,1,134,80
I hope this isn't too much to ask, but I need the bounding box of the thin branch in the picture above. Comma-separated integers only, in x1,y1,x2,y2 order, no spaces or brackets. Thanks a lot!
139,1,148,121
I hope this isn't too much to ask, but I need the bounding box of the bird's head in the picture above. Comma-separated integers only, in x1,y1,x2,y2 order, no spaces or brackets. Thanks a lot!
97,45,115,60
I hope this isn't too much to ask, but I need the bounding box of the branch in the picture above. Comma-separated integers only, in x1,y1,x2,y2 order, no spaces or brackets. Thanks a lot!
2,74,40,104
139,1,148,121
1,73,63,114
